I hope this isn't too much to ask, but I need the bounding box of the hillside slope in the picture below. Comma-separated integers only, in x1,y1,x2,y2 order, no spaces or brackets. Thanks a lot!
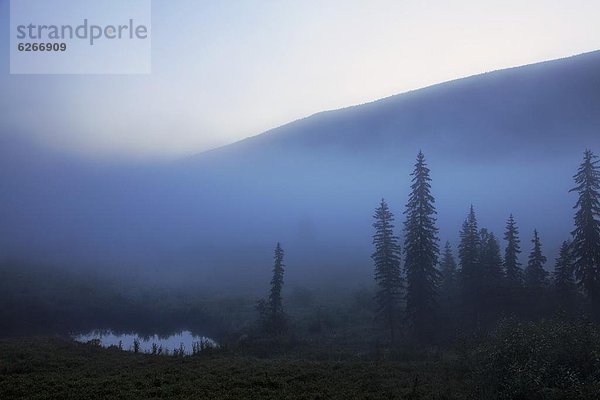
1,51,599,289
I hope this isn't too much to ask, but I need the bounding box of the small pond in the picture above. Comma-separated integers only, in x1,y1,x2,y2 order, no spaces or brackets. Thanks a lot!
74,330,218,355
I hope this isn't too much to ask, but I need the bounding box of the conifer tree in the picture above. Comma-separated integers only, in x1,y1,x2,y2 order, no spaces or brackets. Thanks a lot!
503,215,523,288
265,242,287,334
458,206,481,327
553,240,576,311
459,206,480,287
372,198,403,341
525,230,548,289
479,229,505,324
554,240,575,294
403,151,440,341
439,241,457,297
480,229,504,286
270,243,285,315
570,150,600,312
439,241,458,333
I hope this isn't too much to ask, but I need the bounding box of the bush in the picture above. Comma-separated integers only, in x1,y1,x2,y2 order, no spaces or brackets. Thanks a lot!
468,319,600,399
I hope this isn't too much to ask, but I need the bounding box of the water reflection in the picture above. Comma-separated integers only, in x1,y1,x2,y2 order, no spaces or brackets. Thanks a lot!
74,330,217,355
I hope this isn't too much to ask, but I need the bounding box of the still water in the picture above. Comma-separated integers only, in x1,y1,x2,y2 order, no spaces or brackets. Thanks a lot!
74,330,217,355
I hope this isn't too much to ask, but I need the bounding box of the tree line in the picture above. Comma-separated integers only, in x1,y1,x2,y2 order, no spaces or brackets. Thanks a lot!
258,150,600,344
372,149,600,343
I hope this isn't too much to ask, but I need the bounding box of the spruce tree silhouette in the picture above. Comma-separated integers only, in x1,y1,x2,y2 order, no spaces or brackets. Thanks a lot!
570,150,600,316
268,242,286,334
440,241,457,299
256,243,287,335
504,214,523,288
553,240,576,313
372,198,403,341
458,206,481,329
403,151,440,342
525,230,548,289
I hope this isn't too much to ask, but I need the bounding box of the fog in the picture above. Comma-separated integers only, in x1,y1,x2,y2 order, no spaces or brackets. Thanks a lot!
1,51,599,294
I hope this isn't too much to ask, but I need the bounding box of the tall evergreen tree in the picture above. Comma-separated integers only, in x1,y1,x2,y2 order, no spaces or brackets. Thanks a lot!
459,206,480,285
268,242,286,333
570,150,600,312
372,198,403,341
439,241,457,298
403,151,440,341
439,241,458,335
525,230,548,289
503,214,523,288
553,240,576,311
480,229,504,285
479,230,505,325
554,240,575,294
458,206,482,328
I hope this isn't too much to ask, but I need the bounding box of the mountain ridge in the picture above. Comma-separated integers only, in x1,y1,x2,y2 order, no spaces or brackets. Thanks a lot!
193,49,600,163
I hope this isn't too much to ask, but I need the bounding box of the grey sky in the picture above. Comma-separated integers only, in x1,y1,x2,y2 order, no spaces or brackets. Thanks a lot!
1,0,599,159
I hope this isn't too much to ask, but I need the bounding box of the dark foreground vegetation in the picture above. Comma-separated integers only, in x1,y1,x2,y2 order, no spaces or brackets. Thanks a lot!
0,338,463,400
2,318,600,400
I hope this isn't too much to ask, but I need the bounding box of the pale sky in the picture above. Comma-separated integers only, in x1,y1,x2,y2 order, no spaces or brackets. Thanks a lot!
1,0,600,159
